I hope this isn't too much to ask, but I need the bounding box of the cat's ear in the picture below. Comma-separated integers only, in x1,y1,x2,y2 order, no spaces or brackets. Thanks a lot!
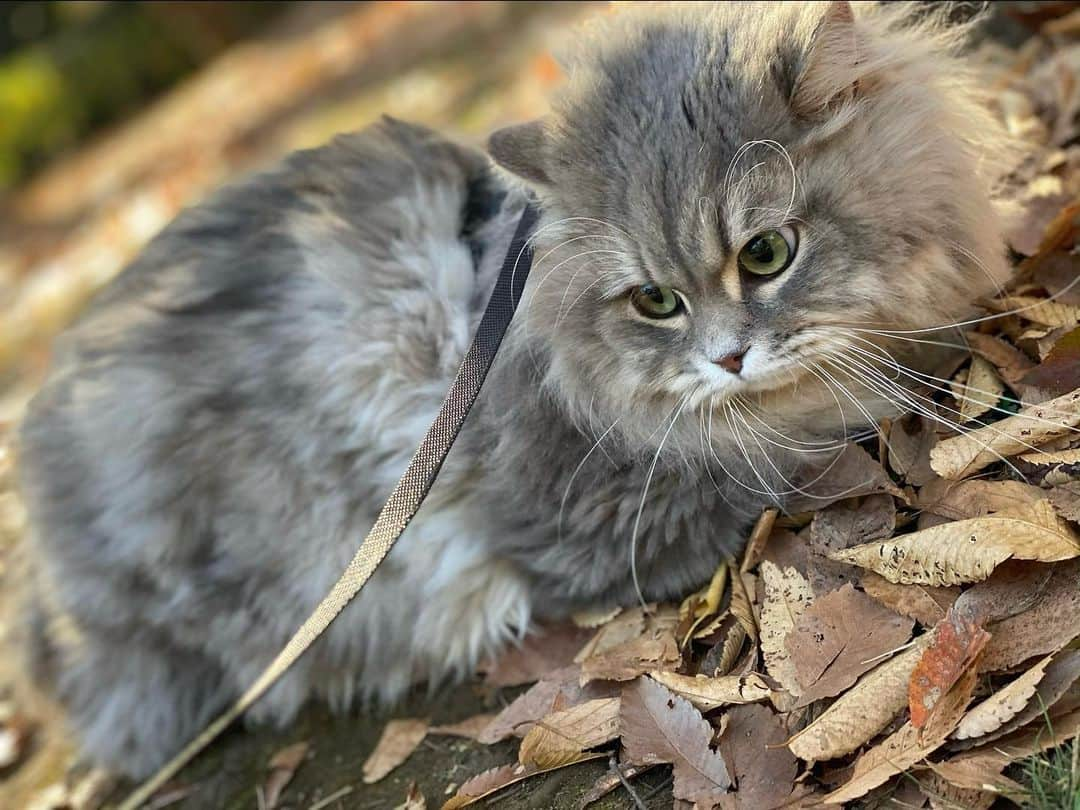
791,0,862,120
488,120,552,186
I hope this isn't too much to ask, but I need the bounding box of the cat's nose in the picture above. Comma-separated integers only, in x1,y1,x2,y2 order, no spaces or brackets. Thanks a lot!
713,348,747,375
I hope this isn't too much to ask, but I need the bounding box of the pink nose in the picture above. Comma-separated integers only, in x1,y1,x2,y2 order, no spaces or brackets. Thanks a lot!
713,349,747,375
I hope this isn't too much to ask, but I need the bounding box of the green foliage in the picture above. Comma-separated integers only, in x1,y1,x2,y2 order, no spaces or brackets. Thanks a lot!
1022,738,1079,810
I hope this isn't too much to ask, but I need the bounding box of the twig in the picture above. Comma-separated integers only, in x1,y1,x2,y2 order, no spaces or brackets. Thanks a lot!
308,784,355,810
609,754,647,810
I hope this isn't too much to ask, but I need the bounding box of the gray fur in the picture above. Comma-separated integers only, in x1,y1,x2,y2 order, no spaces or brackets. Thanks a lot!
14,2,1012,777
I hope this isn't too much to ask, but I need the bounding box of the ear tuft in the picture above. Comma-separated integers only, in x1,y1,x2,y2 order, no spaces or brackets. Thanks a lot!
488,120,552,186
791,0,862,121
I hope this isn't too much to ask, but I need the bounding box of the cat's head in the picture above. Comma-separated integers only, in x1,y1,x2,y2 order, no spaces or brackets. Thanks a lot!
489,1,1016,450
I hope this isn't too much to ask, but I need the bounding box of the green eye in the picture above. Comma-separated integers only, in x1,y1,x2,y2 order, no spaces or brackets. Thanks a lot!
630,285,683,319
737,226,798,276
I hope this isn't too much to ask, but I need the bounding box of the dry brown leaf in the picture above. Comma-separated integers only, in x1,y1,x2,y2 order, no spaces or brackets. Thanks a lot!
887,414,939,486
478,665,613,744
579,608,681,685
428,713,497,741
701,616,749,678
1048,479,1080,521
678,561,729,645
952,559,1054,624
861,572,959,627
964,331,1037,383
786,643,923,761
740,508,779,574
574,606,647,662
571,606,622,629
909,609,989,729
956,650,1080,748
829,500,1080,586
929,387,1080,479
728,569,758,643
806,496,896,596
518,697,620,769
920,772,1001,810
824,669,974,805
978,558,1080,671
1018,325,1080,396
948,707,1080,771
759,562,815,698
987,295,1080,327
916,478,1046,522
441,753,606,809
783,444,903,514
363,719,429,784
482,622,592,687
716,704,799,810
648,671,773,711
954,654,1053,741
786,583,914,705
619,676,732,804
956,356,1005,422
263,741,309,809
925,758,1024,797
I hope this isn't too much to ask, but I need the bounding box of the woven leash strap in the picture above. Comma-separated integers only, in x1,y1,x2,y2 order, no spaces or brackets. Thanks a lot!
118,201,540,810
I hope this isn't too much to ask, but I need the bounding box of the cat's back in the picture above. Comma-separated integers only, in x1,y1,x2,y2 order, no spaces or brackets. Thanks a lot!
16,117,517,623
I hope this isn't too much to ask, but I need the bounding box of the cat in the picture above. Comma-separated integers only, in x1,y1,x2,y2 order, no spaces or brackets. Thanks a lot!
12,1,1015,779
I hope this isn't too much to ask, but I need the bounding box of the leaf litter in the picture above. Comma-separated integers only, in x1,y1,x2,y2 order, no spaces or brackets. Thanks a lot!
432,77,1080,800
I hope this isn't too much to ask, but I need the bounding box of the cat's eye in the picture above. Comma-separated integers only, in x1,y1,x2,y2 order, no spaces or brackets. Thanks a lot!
737,226,798,276
630,285,683,319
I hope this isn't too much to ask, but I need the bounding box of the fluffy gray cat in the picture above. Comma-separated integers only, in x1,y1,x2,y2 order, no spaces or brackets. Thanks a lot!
13,1,1014,778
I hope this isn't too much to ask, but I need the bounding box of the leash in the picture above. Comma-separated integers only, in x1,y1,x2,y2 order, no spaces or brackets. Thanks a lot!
118,200,540,809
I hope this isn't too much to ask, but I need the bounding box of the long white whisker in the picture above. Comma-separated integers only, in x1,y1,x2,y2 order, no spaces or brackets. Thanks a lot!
558,419,620,544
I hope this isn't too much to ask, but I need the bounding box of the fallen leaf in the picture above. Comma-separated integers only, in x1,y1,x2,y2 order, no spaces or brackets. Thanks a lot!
955,650,1080,748
978,558,1080,671
441,753,607,809
579,611,681,685
759,562,815,698
428,713,496,741
956,356,1005,422
954,654,1054,741
482,622,592,687
986,295,1080,327
740,508,779,574
947,707,1080,771
648,671,773,711
951,559,1053,624
478,666,613,744
1018,326,1080,395
806,495,896,595
829,500,1080,586
916,479,1046,522
619,676,732,804
363,720,429,784
518,697,620,768
678,561,729,645
701,615,749,678
909,609,989,729
824,669,974,805
929,387,1080,479
964,331,1037,383
887,414,939,486
716,704,799,810
860,572,959,627
572,606,622,629
1048,479,1080,520
919,771,1003,810
786,643,923,761
575,608,647,663
784,444,903,514
263,741,309,809
925,758,1025,797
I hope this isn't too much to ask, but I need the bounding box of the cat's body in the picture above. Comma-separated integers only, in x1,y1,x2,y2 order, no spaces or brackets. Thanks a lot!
13,1,1015,778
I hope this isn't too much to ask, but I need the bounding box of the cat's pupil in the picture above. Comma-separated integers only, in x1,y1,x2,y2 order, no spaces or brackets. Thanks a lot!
746,237,774,264
643,285,663,302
